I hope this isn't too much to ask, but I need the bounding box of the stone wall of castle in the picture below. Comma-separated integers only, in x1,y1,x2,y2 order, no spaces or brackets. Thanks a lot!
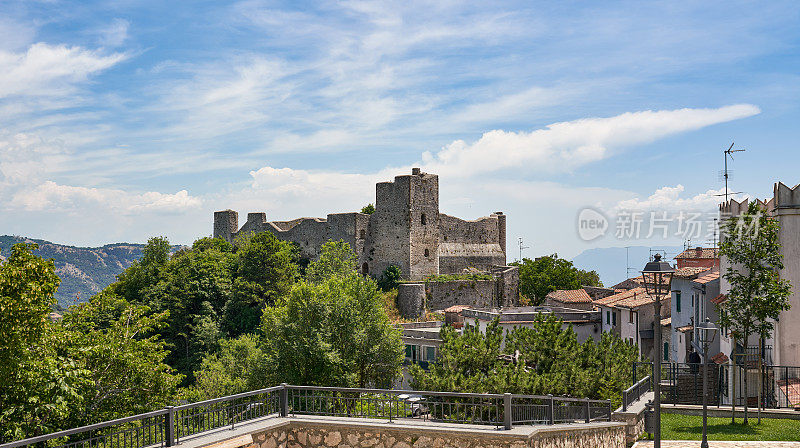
213,169,508,281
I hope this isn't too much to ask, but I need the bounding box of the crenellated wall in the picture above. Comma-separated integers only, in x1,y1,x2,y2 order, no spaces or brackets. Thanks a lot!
213,169,509,283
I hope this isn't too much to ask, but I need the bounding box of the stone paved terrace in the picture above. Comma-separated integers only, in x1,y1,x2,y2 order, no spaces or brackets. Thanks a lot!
633,442,800,448
177,414,626,448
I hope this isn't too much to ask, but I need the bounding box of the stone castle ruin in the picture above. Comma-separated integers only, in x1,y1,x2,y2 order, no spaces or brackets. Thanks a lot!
214,168,518,316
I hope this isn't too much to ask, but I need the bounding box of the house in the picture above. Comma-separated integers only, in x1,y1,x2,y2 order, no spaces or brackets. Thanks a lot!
544,289,594,311
675,247,719,269
396,321,450,388
668,267,720,363
461,306,601,344
593,287,670,359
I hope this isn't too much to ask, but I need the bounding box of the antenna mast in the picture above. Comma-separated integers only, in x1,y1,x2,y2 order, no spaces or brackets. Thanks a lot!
723,142,746,203
518,237,530,262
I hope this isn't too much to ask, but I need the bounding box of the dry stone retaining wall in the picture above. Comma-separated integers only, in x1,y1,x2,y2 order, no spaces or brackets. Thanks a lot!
238,420,625,448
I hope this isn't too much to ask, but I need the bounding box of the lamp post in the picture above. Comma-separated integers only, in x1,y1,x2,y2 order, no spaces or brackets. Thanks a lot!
641,253,674,448
694,318,718,448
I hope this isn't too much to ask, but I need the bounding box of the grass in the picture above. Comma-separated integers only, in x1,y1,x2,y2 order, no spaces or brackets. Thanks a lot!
643,412,800,441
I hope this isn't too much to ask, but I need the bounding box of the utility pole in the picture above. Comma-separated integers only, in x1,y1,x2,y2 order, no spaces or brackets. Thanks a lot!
518,237,530,262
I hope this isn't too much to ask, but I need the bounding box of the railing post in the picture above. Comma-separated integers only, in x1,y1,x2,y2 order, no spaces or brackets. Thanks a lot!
622,389,628,412
280,383,288,417
547,394,554,425
503,393,512,430
165,406,175,447
584,398,590,423
607,400,612,422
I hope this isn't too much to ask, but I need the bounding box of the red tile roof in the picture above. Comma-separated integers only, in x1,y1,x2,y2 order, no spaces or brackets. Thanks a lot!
711,352,729,364
661,317,671,327
674,267,712,279
677,325,694,333
546,289,592,304
593,287,664,309
444,304,471,313
675,248,719,259
711,294,728,305
694,271,720,285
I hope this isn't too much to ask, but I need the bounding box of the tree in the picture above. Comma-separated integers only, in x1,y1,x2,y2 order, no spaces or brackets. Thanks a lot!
377,265,402,291
224,232,298,336
261,243,403,388
411,314,638,407
184,334,269,402
108,237,171,304
512,255,603,305
0,243,60,374
718,202,792,424
305,240,357,284
361,204,375,215
0,249,181,441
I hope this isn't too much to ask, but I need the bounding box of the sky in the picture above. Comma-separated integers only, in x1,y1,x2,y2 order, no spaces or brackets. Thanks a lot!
1,1,800,263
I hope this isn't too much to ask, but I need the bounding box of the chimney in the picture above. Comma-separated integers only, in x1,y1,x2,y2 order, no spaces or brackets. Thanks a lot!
695,247,703,256
412,167,421,175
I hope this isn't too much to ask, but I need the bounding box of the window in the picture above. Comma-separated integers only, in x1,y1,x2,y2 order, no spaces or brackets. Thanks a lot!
405,345,413,360
421,213,427,225
606,310,611,325
359,229,366,239
629,310,634,324
424,248,429,257
361,263,369,275
676,291,681,312
691,294,694,307
612,312,617,327
663,342,669,361
425,346,436,362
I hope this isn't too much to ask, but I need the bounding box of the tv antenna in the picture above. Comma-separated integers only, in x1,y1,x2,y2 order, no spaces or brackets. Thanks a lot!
721,142,745,203
518,237,530,262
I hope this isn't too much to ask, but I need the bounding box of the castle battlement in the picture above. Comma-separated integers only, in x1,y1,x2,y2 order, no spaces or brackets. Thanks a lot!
214,169,507,280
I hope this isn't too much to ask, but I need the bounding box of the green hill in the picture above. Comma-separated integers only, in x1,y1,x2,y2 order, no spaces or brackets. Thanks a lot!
0,235,152,307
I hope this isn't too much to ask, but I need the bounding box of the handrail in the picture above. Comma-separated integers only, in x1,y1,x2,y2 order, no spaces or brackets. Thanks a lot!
1,384,614,448
622,375,651,412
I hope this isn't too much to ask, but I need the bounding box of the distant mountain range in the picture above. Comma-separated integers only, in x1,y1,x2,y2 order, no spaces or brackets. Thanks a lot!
0,235,150,308
571,245,685,288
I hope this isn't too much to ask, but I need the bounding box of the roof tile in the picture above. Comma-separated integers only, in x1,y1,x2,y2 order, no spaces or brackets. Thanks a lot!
546,289,592,303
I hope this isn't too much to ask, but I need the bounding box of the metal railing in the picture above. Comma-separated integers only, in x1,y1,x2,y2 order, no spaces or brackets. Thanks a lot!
622,375,651,412
1,384,613,448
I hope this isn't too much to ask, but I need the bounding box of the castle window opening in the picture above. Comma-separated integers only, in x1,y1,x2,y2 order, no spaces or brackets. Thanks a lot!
421,213,427,225
360,229,366,239
424,248,429,257
361,263,369,275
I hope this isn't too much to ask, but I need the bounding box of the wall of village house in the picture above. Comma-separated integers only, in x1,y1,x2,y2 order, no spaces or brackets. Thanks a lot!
774,182,800,366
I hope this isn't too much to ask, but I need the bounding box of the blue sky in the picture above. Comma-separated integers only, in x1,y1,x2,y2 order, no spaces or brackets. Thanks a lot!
1,1,799,261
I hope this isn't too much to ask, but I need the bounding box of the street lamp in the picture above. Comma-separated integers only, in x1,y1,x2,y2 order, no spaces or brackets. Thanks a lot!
641,253,674,448
694,318,719,448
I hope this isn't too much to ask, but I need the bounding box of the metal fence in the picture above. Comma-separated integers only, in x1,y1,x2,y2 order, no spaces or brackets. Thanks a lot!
633,362,800,409
1,385,612,448
622,375,651,412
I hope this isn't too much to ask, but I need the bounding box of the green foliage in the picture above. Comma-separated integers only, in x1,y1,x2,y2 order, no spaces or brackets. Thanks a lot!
0,243,60,372
377,265,402,291
183,334,269,402
261,243,403,388
225,232,298,337
411,315,637,406
360,203,375,214
305,240,357,284
109,237,172,304
719,202,792,343
511,255,602,305
1,290,180,441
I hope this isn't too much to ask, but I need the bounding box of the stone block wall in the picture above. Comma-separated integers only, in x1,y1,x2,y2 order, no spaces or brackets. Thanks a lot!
239,420,625,448
426,279,497,312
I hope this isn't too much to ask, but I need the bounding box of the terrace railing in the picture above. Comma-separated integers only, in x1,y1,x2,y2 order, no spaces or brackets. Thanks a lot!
0,384,613,448
622,375,651,412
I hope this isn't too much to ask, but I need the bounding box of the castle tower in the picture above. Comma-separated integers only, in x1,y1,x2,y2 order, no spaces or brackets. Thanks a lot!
213,210,239,243
495,211,507,261
366,168,439,280
773,182,800,366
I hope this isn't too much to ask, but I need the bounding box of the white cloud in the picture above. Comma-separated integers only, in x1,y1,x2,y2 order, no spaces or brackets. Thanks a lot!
420,104,761,178
0,43,125,99
613,185,734,212
97,19,129,48
11,181,201,214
